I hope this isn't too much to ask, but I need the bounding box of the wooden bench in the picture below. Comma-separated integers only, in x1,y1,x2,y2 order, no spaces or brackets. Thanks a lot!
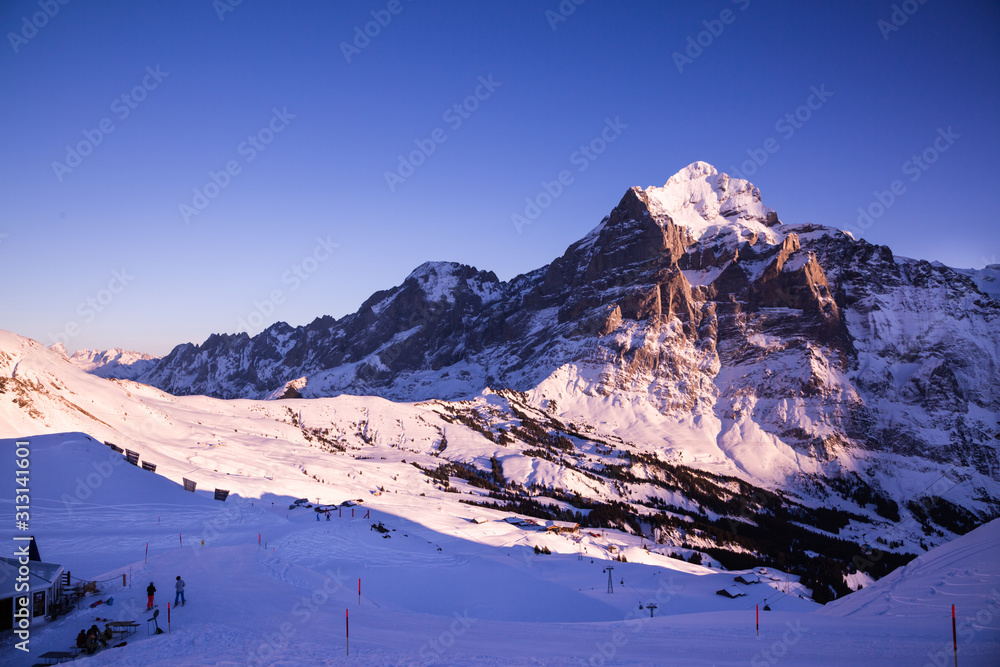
107,620,141,637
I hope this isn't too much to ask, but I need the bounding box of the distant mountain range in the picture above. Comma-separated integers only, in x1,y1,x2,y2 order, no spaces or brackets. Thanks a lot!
53,344,160,380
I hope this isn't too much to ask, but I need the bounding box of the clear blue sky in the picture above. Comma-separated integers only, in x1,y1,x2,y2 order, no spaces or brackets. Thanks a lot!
2,0,998,355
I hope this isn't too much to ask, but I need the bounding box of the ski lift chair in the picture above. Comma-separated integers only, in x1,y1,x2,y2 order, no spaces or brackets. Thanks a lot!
147,608,163,635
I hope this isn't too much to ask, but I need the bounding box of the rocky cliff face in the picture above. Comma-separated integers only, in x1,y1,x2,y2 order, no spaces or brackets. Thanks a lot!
127,162,1000,488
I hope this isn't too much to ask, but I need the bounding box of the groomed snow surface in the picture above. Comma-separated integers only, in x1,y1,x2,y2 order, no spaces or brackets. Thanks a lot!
2,435,998,666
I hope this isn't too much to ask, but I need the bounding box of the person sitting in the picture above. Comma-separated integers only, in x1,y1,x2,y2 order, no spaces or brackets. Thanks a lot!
84,631,100,654
76,629,87,649
102,625,114,644
89,624,109,647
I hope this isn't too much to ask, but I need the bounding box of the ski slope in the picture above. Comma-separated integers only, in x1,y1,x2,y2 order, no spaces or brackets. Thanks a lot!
1,433,998,666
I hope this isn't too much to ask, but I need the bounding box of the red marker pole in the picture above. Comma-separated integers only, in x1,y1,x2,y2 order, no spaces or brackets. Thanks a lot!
168,602,171,634
346,608,349,656
358,578,361,605
179,533,182,547
144,542,148,564
756,604,759,637
952,604,957,664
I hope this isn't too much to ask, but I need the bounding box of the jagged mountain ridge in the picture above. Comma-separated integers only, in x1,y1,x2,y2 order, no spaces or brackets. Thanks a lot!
135,162,846,399
124,162,999,493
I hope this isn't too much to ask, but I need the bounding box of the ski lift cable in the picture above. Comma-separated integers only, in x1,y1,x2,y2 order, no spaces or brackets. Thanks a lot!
862,466,967,546
742,582,795,610
613,571,657,607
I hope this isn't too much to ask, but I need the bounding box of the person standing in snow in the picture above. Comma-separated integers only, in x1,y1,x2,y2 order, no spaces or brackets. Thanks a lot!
174,575,186,606
146,581,156,610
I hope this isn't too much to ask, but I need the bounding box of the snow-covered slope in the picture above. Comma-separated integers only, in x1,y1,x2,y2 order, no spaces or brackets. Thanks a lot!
1,432,997,666
822,517,1000,620
0,323,991,606
956,263,1000,301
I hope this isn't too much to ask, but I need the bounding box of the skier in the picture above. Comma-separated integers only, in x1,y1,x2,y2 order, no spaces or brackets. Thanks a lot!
146,581,156,610
174,575,186,606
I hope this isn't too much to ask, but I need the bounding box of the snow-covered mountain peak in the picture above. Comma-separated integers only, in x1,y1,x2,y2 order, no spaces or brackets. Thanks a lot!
405,261,467,303
49,341,69,357
643,161,783,245
64,346,159,380
404,261,502,305
664,159,720,183
956,263,1000,302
